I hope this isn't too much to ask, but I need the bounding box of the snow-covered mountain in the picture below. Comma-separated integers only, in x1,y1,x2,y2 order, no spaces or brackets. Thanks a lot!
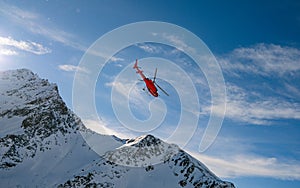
0,69,235,188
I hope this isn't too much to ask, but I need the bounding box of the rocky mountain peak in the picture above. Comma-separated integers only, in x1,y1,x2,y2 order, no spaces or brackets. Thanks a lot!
0,69,82,169
0,69,235,188
125,134,162,147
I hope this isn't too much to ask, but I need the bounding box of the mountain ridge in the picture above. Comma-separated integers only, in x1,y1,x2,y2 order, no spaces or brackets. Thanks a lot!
0,69,235,188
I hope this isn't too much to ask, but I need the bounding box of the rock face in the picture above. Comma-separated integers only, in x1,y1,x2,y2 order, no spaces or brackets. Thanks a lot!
0,69,80,169
0,69,235,188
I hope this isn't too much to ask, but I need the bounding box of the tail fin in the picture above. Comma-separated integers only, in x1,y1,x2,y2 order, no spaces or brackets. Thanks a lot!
133,59,138,69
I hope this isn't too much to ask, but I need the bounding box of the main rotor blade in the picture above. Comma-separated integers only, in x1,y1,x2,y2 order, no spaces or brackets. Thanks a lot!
153,68,157,83
155,82,169,96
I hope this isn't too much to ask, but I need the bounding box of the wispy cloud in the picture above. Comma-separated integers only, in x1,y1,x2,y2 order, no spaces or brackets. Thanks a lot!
160,33,196,54
220,43,300,77
0,3,87,52
215,44,300,125
110,56,124,62
0,36,51,55
0,48,18,56
207,84,300,125
190,152,300,180
105,79,149,112
83,117,138,139
105,80,132,97
0,3,38,20
137,43,165,54
283,82,300,98
58,64,88,73
142,33,197,55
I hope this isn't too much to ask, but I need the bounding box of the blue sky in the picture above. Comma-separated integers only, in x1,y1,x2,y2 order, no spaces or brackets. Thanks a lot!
1,0,300,187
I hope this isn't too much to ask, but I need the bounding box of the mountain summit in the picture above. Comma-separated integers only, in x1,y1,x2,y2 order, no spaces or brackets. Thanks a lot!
0,69,235,187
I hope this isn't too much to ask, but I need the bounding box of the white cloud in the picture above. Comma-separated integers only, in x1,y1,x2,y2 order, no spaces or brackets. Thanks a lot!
0,48,18,56
190,152,300,180
83,118,123,137
137,43,163,54
105,80,132,97
83,117,136,139
0,36,51,55
215,44,300,125
0,3,134,61
0,3,38,20
0,3,87,52
145,33,197,54
220,43,300,77
58,64,88,73
205,84,300,125
105,80,148,111
161,33,196,54
110,56,124,62
283,82,300,98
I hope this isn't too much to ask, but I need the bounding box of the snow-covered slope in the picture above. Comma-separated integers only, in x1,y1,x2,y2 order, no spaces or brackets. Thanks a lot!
0,69,235,187
61,135,235,188
0,69,123,187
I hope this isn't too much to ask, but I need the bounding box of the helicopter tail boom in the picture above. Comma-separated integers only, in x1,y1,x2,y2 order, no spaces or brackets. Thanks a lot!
133,59,146,79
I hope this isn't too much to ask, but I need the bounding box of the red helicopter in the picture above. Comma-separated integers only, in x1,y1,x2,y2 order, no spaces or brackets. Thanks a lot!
133,59,169,97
